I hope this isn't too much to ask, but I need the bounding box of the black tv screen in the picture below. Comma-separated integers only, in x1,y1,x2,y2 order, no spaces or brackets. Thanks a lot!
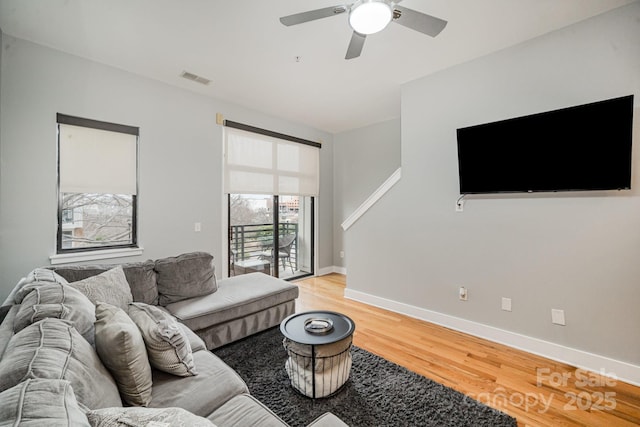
456,95,634,194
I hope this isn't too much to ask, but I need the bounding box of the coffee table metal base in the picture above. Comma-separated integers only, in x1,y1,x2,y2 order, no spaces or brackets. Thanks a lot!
281,311,356,399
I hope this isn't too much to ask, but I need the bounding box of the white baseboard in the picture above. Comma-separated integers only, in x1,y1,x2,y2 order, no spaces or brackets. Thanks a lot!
344,288,640,387
317,266,346,276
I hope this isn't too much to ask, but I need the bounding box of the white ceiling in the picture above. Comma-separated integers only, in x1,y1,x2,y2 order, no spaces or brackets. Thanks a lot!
0,0,636,133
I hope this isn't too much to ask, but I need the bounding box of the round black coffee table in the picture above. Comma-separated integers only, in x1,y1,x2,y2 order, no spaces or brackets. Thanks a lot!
280,311,355,398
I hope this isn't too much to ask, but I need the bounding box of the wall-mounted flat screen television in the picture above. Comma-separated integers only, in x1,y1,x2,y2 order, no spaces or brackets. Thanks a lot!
456,95,634,195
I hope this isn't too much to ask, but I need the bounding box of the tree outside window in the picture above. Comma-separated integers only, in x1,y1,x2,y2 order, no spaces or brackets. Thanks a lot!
57,114,138,253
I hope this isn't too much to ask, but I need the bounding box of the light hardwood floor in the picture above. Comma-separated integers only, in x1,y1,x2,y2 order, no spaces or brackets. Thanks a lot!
293,273,640,427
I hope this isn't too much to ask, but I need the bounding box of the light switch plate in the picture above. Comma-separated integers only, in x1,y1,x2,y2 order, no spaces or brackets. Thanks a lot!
551,309,566,325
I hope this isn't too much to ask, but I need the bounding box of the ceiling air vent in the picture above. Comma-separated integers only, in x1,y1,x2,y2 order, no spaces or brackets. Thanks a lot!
180,71,211,85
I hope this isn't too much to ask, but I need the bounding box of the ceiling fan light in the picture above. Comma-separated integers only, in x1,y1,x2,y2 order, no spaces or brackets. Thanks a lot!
349,1,392,35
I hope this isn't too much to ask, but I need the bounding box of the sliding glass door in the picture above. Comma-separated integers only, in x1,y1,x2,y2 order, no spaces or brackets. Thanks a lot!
228,194,313,280
222,120,320,280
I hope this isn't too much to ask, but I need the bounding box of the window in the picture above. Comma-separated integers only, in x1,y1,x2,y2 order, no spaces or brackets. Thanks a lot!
57,114,138,253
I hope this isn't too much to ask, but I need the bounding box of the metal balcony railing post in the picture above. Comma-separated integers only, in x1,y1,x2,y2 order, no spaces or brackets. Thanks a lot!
240,225,245,260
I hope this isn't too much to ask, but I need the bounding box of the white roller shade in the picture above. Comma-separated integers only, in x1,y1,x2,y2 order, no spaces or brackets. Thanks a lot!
59,124,137,195
224,127,319,196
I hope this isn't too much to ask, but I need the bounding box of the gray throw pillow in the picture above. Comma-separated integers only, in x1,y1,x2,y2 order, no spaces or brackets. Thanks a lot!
13,282,96,345
0,379,90,426
155,252,217,305
0,318,122,410
69,266,133,313
6,268,69,305
95,302,153,407
128,302,197,377
86,406,217,427
51,260,159,305
0,305,11,325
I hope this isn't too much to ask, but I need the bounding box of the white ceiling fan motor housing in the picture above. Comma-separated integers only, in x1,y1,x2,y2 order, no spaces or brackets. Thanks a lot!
349,0,394,35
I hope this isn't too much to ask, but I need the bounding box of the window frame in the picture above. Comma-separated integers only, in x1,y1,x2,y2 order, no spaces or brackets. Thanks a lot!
56,113,139,254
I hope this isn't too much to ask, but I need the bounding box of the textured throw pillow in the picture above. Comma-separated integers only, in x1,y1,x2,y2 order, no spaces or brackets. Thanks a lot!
155,252,217,305
69,266,133,312
128,302,197,377
51,261,159,305
0,318,122,410
4,268,69,305
13,282,96,345
94,302,153,406
0,379,90,426
86,406,216,427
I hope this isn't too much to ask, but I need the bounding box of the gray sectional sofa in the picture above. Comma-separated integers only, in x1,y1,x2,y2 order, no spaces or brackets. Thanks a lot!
48,252,300,350
0,252,348,427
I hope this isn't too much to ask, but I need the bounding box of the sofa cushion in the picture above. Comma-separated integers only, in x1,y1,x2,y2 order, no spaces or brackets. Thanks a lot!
149,350,247,417
178,321,207,353
0,318,122,410
0,305,11,325
7,268,69,305
128,302,197,377
13,282,96,345
50,260,159,305
86,406,217,427
69,266,133,313
0,379,90,427
0,305,19,360
95,302,153,407
306,413,350,427
155,252,217,305
165,273,299,332
208,394,288,427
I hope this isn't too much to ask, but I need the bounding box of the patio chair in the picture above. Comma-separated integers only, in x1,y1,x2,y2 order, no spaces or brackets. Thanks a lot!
260,233,296,274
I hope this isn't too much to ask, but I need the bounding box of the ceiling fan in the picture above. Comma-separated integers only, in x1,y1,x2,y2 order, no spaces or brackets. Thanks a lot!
279,0,447,60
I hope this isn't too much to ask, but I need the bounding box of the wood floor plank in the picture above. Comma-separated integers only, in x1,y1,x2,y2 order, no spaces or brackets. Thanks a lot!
293,273,640,427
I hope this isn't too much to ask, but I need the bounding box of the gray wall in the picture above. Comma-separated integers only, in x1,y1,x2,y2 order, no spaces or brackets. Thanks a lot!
333,118,401,268
0,35,333,298
346,3,640,364
0,28,3,252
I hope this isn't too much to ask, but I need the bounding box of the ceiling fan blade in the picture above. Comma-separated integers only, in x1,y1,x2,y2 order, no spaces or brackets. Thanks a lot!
345,31,366,60
392,6,447,37
280,5,348,26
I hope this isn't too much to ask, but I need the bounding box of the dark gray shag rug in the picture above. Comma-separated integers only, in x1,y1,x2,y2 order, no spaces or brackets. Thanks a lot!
214,327,517,427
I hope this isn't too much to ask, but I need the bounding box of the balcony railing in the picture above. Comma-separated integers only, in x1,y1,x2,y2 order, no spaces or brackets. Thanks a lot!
229,223,298,275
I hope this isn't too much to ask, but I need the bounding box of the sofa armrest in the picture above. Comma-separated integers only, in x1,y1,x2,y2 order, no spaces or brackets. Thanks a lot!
306,413,349,427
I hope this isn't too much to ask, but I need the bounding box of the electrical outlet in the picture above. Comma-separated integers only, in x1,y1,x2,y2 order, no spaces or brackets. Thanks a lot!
501,297,512,312
459,287,468,301
339,251,345,258
456,199,464,212
194,222,202,232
